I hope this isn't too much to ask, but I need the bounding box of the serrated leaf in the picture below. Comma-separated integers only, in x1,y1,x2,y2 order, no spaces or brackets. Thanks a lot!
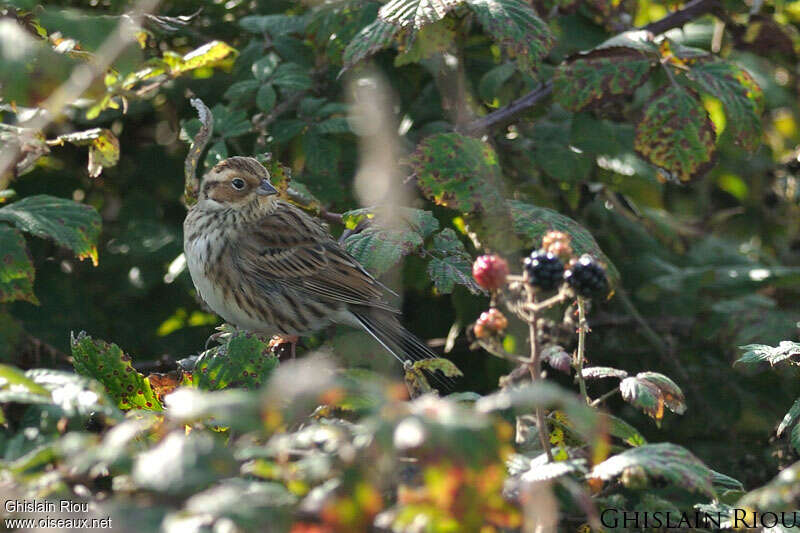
302,134,341,176
590,443,715,497
71,331,163,411
270,119,306,144
271,62,313,91
466,0,554,73
428,255,482,294
252,55,280,81
344,226,424,276
410,133,506,213
736,341,800,366
211,105,251,138
0,225,36,304
315,117,351,134
379,0,461,30
553,47,655,111
581,367,628,380
620,371,686,422
507,200,619,287
634,85,716,183
256,84,277,112
343,206,439,237
0,195,101,265
193,331,279,390
394,17,455,66
342,18,399,70
687,60,764,151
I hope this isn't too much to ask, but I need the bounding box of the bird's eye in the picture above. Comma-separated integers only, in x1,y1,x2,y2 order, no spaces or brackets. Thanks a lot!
231,178,246,190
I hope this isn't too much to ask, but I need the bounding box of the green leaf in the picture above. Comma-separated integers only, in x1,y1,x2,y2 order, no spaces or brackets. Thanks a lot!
427,229,483,294
0,363,50,404
224,80,260,105
193,331,279,391
507,200,619,287
212,105,252,138
739,461,800,510
315,117,351,134
24,369,121,420
271,62,313,91
428,255,480,294
302,134,341,175
342,18,399,70
736,341,800,366
687,60,764,151
252,55,281,82
378,0,462,30
70,331,163,411
394,18,455,66
239,14,305,36
478,62,517,102
344,225,424,276
256,84,277,113
342,207,438,275
0,195,101,265
205,140,228,168
634,85,716,183
270,119,306,144
465,0,554,74
620,371,686,422
778,397,800,438
183,480,296,530
132,431,238,496
0,225,36,304
603,413,647,446
410,133,506,214
165,388,262,431
590,443,716,497
553,47,656,111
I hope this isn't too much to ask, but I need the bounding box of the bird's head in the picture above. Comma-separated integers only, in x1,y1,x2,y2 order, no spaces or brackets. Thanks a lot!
199,156,278,209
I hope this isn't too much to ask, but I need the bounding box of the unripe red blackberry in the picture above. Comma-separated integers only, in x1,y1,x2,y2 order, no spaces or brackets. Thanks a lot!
474,308,508,339
541,230,573,259
524,250,564,291
472,254,509,290
564,254,608,297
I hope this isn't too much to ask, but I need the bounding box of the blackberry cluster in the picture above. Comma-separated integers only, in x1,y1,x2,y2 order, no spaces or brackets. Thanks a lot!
565,254,608,297
524,250,564,290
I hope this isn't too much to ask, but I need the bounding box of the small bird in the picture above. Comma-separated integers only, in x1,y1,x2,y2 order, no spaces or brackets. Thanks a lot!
183,156,446,381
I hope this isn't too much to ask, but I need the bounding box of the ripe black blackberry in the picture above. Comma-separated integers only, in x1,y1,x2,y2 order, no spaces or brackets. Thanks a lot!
565,254,608,297
524,250,564,290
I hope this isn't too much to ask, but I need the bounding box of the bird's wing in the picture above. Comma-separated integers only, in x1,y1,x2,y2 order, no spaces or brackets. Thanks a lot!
237,202,398,312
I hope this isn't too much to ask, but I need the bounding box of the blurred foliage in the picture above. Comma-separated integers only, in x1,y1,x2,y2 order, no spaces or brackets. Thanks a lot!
3,0,800,530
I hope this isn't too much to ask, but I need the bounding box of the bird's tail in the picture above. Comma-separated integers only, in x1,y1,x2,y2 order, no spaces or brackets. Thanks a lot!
351,310,454,390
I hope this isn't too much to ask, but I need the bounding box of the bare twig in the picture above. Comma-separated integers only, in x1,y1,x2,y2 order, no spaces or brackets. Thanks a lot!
184,98,213,206
462,0,722,133
523,275,553,462
590,387,621,407
574,298,589,404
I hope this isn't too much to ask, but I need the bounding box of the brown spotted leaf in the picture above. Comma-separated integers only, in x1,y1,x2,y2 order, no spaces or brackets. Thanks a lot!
0,225,37,304
55,128,120,178
634,85,716,183
620,371,686,422
193,330,279,390
553,47,656,111
0,195,101,265
410,133,506,214
686,60,764,151
71,331,163,411
466,0,554,73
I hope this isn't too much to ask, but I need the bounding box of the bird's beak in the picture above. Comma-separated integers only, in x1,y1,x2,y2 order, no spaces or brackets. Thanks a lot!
256,179,278,196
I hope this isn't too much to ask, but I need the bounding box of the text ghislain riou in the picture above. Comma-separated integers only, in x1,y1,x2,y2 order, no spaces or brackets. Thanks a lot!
5,499,89,514
600,508,800,529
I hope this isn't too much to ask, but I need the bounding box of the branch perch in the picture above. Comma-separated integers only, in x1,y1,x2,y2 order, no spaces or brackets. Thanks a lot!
184,98,213,207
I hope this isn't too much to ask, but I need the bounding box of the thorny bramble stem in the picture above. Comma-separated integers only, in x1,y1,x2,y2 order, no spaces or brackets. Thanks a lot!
523,273,554,462
575,298,590,405
591,387,621,407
